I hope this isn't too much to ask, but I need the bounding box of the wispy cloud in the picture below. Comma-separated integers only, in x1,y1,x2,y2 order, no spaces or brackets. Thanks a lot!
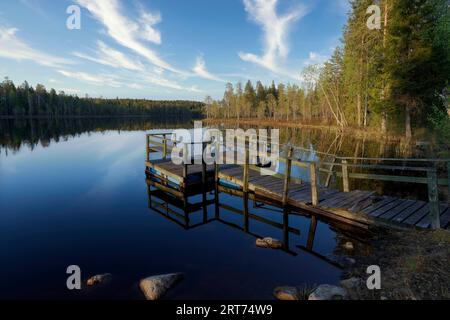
239,0,308,76
57,70,121,87
193,56,225,82
0,26,72,67
75,0,182,74
73,41,143,71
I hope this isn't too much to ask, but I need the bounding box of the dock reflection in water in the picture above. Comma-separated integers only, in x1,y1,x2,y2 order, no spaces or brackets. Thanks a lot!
145,176,372,269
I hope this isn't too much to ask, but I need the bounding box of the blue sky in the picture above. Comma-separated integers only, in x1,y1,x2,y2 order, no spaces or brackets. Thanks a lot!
0,0,349,100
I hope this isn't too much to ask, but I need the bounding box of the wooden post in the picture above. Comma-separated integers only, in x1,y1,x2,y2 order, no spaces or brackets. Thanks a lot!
214,141,220,219
201,142,207,222
282,147,294,206
163,134,168,159
243,140,250,231
146,134,150,162
146,183,152,209
243,144,250,193
447,161,450,203
306,216,318,250
427,168,440,229
183,142,188,179
310,162,319,206
342,159,350,192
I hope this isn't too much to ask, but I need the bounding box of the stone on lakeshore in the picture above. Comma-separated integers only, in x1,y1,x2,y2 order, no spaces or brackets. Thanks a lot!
327,254,356,268
343,241,354,251
86,273,112,286
340,277,362,290
273,286,300,300
139,273,183,300
256,237,283,249
309,284,347,300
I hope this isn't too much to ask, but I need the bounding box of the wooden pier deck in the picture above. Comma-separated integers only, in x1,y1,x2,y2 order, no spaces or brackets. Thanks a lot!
218,166,450,230
145,132,450,231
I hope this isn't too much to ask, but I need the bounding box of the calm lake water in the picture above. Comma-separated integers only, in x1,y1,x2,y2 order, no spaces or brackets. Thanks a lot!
1,118,435,299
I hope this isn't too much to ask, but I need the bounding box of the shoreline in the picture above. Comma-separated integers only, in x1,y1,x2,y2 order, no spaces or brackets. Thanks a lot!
204,118,428,143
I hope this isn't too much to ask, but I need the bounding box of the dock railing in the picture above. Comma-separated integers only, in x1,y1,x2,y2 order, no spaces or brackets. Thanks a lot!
146,132,450,229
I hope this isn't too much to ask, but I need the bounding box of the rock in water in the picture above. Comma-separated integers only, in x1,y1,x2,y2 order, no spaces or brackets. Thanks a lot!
86,273,112,286
309,285,347,300
256,237,283,249
343,242,354,251
139,273,183,300
273,287,299,300
340,277,362,290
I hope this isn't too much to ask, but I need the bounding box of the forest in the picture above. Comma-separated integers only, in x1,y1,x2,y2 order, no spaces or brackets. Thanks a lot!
205,0,450,139
0,78,204,119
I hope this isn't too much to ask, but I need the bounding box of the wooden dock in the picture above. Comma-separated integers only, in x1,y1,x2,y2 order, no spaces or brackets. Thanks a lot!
145,132,450,231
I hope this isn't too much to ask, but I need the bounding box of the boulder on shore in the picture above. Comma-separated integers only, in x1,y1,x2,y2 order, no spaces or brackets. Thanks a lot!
86,273,112,286
308,284,347,300
273,286,300,300
139,273,183,300
256,237,283,249
340,277,362,290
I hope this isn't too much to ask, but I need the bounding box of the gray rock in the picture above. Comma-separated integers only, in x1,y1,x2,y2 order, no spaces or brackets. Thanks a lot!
139,273,183,300
256,237,283,249
308,284,347,300
343,242,354,251
327,255,356,267
340,277,362,290
273,286,300,300
86,273,112,286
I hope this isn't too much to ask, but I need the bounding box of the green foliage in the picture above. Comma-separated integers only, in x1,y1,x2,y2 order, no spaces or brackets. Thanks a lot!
428,105,450,151
0,78,204,118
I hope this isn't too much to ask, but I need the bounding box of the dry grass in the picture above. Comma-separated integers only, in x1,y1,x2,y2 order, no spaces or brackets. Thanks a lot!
344,228,450,300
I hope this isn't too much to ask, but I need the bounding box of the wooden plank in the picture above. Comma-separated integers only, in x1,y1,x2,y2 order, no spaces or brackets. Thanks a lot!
362,197,397,214
440,207,450,229
337,192,375,210
369,199,405,217
332,190,364,207
416,203,448,229
320,191,357,207
403,204,430,225
391,201,427,223
378,199,417,220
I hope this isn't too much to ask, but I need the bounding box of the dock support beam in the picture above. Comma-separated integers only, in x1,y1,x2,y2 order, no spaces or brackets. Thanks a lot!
146,134,150,162
310,162,319,206
427,168,440,229
163,134,168,159
243,143,250,232
342,160,350,192
447,161,450,203
214,141,221,219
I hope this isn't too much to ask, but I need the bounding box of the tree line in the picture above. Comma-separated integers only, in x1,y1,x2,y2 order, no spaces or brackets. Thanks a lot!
205,0,450,137
0,78,204,118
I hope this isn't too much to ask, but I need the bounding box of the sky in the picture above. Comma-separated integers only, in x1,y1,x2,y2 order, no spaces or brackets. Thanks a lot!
0,0,350,100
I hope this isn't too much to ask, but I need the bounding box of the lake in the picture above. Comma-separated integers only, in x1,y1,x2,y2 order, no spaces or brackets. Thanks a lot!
0,118,438,299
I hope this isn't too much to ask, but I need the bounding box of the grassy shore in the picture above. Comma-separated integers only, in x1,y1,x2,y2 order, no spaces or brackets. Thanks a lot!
344,227,450,300
204,118,428,143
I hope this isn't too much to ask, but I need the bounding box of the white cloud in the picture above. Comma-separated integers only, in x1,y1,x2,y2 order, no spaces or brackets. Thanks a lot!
0,26,72,67
57,70,121,87
73,41,143,71
75,0,182,74
139,11,162,44
303,51,329,66
193,56,225,82
239,0,308,74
